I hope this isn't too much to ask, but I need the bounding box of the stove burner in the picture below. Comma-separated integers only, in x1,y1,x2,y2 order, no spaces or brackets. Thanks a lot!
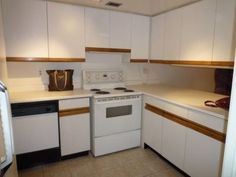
90,89,101,92
96,91,110,94
124,89,134,92
114,87,127,90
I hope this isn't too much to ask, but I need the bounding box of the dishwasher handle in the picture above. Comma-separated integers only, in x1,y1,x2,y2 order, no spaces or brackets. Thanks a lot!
11,100,58,117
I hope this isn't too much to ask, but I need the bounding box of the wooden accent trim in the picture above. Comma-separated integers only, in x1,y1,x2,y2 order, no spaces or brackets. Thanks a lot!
6,57,86,62
145,103,226,143
85,47,131,53
211,61,234,67
130,59,149,63
149,59,234,67
59,107,90,117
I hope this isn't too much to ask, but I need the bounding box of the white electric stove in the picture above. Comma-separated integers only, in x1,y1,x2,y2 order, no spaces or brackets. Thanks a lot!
83,70,142,156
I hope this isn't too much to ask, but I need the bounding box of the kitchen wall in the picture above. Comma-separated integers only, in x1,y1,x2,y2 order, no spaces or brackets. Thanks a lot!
0,0,7,83
6,53,215,92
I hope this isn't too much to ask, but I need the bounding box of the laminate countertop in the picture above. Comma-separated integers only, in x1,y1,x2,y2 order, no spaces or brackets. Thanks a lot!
9,89,92,104
9,84,228,120
127,84,228,120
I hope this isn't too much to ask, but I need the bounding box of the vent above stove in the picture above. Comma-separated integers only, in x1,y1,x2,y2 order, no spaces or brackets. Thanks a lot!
105,1,122,7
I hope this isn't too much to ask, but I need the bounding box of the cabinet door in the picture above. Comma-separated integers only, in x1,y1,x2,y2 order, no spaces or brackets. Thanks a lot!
48,2,85,58
150,14,165,60
184,129,224,177
2,0,48,58
85,8,109,48
60,113,90,156
164,9,182,60
110,11,131,49
213,0,236,61
180,0,216,61
143,109,163,153
131,15,150,59
162,119,186,170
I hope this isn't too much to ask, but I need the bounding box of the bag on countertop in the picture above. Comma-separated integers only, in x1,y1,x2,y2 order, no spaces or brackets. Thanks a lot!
47,69,74,91
204,97,230,110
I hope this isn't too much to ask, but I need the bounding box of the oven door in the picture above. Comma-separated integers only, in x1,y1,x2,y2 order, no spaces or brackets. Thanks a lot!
93,95,141,137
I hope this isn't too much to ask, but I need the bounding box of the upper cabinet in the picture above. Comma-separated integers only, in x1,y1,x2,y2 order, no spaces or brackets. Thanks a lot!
47,2,85,59
180,0,216,61
150,0,235,66
163,9,182,61
85,8,110,48
131,15,150,60
2,0,48,58
150,14,165,60
110,11,131,49
213,0,236,62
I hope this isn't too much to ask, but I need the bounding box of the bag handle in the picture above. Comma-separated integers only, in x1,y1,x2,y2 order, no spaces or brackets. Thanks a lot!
204,100,217,107
54,70,68,91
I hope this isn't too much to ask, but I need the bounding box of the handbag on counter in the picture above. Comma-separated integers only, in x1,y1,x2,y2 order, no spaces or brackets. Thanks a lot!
204,97,230,110
47,69,74,91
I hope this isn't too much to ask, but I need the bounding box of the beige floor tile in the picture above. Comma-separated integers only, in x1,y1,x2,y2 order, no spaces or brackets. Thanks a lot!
97,167,129,177
18,166,44,177
18,148,184,177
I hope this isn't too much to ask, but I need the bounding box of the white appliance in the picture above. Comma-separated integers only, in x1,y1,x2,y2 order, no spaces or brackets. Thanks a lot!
83,70,142,156
0,81,14,176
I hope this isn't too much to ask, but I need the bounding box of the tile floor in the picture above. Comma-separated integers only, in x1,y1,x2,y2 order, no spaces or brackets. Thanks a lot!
18,148,186,177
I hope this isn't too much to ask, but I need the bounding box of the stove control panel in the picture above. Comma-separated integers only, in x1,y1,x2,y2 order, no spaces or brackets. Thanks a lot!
95,95,141,103
83,70,123,84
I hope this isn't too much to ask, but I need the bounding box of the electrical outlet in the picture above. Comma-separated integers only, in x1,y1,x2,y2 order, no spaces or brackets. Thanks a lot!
143,68,149,75
39,70,42,76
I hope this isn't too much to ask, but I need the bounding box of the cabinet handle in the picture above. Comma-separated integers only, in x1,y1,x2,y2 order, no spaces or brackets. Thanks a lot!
59,107,90,117
145,103,226,143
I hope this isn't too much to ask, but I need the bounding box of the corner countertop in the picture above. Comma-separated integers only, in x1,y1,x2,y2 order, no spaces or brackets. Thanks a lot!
9,84,228,120
9,89,92,104
127,84,228,120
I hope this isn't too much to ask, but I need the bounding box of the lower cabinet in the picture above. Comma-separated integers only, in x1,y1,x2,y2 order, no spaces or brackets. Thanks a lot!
143,110,163,153
162,119,186,170
184,129,224,177
59,98,90,157
143,95,225,177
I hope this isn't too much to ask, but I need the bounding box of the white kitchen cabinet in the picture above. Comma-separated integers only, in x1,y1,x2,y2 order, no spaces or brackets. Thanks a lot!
85,8,109,48
2,0,48,58
131,14,150,59
180,0,216,61
184,129,224,177
47,2,85,58
59,98,90,157
143,110,163,153
213,0,236,61
162,119,186,170
110,11,131,49
150,14,165,60
164,9,182,60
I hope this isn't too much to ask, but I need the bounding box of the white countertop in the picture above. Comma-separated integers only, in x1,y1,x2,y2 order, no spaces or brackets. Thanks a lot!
9,89,92,104
9,84,228,119
128,84,228,120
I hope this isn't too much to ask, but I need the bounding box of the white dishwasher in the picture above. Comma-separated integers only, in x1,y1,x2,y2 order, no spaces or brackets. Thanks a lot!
11,100,60,169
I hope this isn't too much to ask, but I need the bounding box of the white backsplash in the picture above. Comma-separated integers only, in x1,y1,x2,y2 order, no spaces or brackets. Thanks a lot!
6,54,215,92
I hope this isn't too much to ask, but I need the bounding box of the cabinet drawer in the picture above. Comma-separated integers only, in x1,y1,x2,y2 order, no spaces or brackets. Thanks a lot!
59,98,89,110
143,95,167,110
188,110,227,133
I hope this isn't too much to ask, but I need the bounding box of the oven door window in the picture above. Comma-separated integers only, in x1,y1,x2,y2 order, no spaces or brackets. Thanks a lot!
106,105,132,118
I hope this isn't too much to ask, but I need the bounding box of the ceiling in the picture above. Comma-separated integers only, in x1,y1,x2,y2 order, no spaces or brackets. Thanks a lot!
49,0,201,16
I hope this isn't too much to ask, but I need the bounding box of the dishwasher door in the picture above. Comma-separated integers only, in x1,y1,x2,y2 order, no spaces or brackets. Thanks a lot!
13,112,59,154
11,101,60,169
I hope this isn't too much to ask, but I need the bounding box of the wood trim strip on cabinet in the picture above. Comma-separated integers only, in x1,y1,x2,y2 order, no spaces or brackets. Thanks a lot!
149,59,234,67
130,59,149,63
85,47,131,53
145,103,226,143
6,57,86,62
59,107,90,117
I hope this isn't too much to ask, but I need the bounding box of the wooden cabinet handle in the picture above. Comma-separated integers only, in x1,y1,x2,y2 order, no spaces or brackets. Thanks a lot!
59,107,90,117
145,103,226,143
